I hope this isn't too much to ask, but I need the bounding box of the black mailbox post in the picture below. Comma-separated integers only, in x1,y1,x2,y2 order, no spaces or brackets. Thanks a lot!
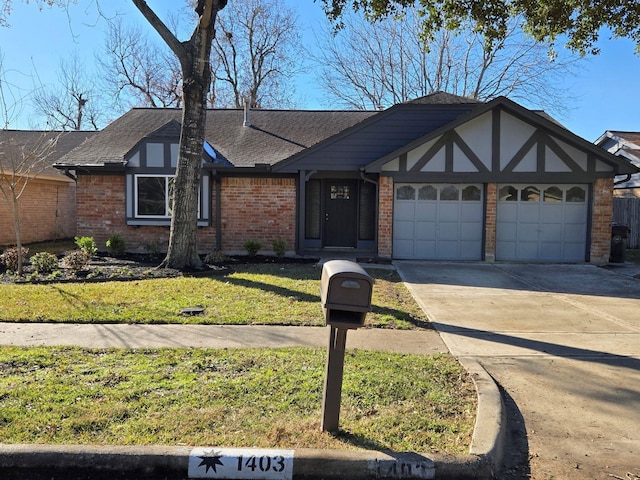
319,260,373,432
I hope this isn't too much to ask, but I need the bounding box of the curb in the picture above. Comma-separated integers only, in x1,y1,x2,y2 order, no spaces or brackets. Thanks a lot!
0,443,492,479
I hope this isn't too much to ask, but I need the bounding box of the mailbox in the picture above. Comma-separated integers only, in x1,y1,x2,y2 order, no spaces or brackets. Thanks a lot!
320,260,373,329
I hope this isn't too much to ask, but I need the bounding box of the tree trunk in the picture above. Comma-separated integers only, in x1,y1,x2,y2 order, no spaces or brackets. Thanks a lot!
131,0,226,270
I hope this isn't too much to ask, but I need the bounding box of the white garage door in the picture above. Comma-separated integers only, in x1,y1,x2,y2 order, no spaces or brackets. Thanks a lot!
496,184,588,262
393,183,484,260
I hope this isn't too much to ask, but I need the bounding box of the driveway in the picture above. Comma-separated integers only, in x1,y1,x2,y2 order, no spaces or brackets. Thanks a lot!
395,261,640,480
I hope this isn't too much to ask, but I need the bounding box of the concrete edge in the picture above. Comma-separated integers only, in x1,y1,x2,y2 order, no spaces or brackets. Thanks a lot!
457,358,507,477
0,443,491,479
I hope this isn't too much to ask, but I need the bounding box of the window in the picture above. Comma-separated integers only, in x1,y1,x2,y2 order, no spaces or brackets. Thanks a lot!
499,186,518,201
135,175,174,218
418,185,437,200
462,185,481,201
396,185,415,200
330,185,351,200
521,186,540,202
566,186,586,202
440,185,459,201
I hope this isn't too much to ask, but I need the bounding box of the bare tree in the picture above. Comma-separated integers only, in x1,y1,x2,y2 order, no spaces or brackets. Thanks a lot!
1,60,60,274
32,52,101,130
98,18,183,110
211,0,303,108
317,9,579,114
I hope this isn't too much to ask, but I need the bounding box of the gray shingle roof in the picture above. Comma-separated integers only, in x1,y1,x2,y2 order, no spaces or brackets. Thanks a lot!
1,130,96,177
55,108,377,168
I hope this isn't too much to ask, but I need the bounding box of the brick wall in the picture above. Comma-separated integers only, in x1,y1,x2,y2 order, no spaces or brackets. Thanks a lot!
0,176,76,246
484,183,497,262
76,174,219,253
377,176,393,258
590,177,614,264
220,177,296,253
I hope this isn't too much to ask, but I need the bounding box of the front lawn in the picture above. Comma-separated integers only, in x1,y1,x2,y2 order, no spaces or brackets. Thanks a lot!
0,346,475,454
0,264,428,329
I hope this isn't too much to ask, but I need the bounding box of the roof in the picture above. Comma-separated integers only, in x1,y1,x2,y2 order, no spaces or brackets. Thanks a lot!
595,131,640,188
54,109,377,168
0,130,96,177
364,96,639,175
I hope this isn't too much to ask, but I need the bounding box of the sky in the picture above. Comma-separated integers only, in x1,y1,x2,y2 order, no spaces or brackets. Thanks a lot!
0,0,639,142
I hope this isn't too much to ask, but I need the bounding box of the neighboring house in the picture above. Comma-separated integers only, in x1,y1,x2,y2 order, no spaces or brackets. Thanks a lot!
0,130,96,246
594,131,640,198
595,131,640,249
54,93,639,264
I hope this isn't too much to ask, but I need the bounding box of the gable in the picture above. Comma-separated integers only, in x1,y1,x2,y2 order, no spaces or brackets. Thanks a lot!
368,98,638,182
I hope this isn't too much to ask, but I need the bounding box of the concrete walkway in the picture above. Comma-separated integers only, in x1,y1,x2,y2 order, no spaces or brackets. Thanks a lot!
395,261,640,480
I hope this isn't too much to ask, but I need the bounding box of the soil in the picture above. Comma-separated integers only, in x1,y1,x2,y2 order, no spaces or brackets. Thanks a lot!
0,252,319,284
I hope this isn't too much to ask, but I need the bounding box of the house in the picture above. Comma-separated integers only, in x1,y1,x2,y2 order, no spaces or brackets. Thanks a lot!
53,93,639,264
595,131,640,249
594,131,640,198
0,130,96,246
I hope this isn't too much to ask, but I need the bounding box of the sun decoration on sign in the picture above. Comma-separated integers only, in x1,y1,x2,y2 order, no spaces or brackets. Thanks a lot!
197,449,225,473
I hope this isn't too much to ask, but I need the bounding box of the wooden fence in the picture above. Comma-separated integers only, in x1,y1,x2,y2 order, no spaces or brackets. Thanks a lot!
613,198,640,249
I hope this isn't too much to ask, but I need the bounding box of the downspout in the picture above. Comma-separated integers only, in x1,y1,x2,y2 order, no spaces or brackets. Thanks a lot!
62,168,77,182
360,170,380,259
215,175,222,251
614,174,632,186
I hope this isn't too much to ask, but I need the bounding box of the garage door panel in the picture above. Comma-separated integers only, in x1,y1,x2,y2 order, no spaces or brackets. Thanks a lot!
439,222,460,240
415,221,436,240
393,183,483,260
540,224,563,241
394,203,415,221
394,221,415,240
497,184,588,262
416,203,437,221
415,240,436,258
539,243,562,260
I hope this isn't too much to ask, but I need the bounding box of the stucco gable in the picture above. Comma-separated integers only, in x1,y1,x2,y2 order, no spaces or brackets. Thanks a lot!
366,97,638,178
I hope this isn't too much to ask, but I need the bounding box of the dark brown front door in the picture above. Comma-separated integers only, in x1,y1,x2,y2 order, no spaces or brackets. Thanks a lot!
324,180,358,247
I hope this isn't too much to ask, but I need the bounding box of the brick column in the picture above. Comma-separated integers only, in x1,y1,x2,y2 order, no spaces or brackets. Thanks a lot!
377,176,393,259
484,183,497,262
590,177,614,264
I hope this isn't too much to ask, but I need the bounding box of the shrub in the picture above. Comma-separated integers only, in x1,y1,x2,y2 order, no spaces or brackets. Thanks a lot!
204,250,229,264
63,250,90,272
106,234,126,257
30,252,59,274
272,238,286,258
0,246,29,272
74,236,97,256
144,239,163,256
243,240,262,256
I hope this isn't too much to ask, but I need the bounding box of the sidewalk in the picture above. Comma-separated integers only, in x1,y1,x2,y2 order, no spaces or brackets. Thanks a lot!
0,323,504,480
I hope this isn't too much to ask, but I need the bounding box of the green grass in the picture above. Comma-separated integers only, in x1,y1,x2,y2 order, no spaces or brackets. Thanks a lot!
0,346,475,454
0,264,428,329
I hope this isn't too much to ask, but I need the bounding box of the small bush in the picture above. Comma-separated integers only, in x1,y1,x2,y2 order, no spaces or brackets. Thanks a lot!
63,250,90,272
243,240,262,256
30,252,59,274
106,234,126,257
74,236,97,256
0,246,29,271
272,238,286,258
144,239,163,256
204,250,229,264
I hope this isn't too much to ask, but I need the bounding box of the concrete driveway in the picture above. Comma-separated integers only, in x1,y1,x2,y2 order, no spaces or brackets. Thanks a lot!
394,261,640,480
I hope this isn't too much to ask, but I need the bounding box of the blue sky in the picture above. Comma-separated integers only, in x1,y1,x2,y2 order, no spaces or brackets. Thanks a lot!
0,0,639,142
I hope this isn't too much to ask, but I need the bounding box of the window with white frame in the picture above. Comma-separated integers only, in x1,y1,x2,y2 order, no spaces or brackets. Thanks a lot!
135,175,174,218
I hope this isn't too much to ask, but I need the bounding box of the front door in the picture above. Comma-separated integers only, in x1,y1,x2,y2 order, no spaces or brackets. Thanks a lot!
324,180,358,247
